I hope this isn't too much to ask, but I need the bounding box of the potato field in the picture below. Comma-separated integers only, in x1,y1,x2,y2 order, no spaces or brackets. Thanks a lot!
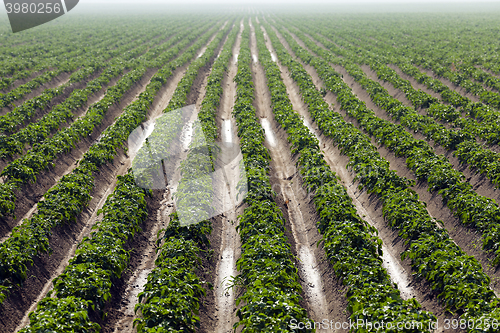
1,9,500,333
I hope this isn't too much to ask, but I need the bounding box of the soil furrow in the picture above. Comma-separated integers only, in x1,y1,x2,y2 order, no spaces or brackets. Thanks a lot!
334,62,500,297
255,24,349,329
210,22,243,333
8,70,105,134
0,27,213,238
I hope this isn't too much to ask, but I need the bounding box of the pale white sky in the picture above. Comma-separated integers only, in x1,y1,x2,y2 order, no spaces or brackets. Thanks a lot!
84,0,499,2
2,0,500,16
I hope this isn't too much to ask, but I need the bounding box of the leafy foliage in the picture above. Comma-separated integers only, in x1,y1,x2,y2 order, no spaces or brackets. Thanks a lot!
230,21,313,333
275,18,500,329
260,22,436,331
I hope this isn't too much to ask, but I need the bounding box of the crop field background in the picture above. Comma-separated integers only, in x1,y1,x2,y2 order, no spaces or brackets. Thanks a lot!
1,3,500,332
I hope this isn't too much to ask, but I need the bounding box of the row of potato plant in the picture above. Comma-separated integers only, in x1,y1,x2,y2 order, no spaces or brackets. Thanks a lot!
0,23,136,85
257,22,436,331
308,22,500,145
304,20,500,112
363,28,500,110
0,29,167,136
0,34,136,110
19,171,148,332
133,19,235,333
285,24,500,265
371,64,500,190
0,22,220,305
0,22,157,92
269,20,500,330
228,22,312,332
297,20,500,147
0,21,190,158
0,22,211,218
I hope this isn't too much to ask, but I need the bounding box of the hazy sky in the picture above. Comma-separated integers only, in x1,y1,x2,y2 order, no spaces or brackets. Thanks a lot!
2,0,500,16
84,0,500,2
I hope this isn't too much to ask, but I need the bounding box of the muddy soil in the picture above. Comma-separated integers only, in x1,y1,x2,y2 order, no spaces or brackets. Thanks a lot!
209,21,243,333
257,24,349,331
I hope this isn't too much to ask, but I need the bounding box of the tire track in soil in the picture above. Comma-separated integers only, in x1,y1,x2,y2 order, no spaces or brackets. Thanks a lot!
265,23,463,332
286,30,500,298
103,26,231,333
104,85,197,333
254,24,348,331
210,21,243,333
